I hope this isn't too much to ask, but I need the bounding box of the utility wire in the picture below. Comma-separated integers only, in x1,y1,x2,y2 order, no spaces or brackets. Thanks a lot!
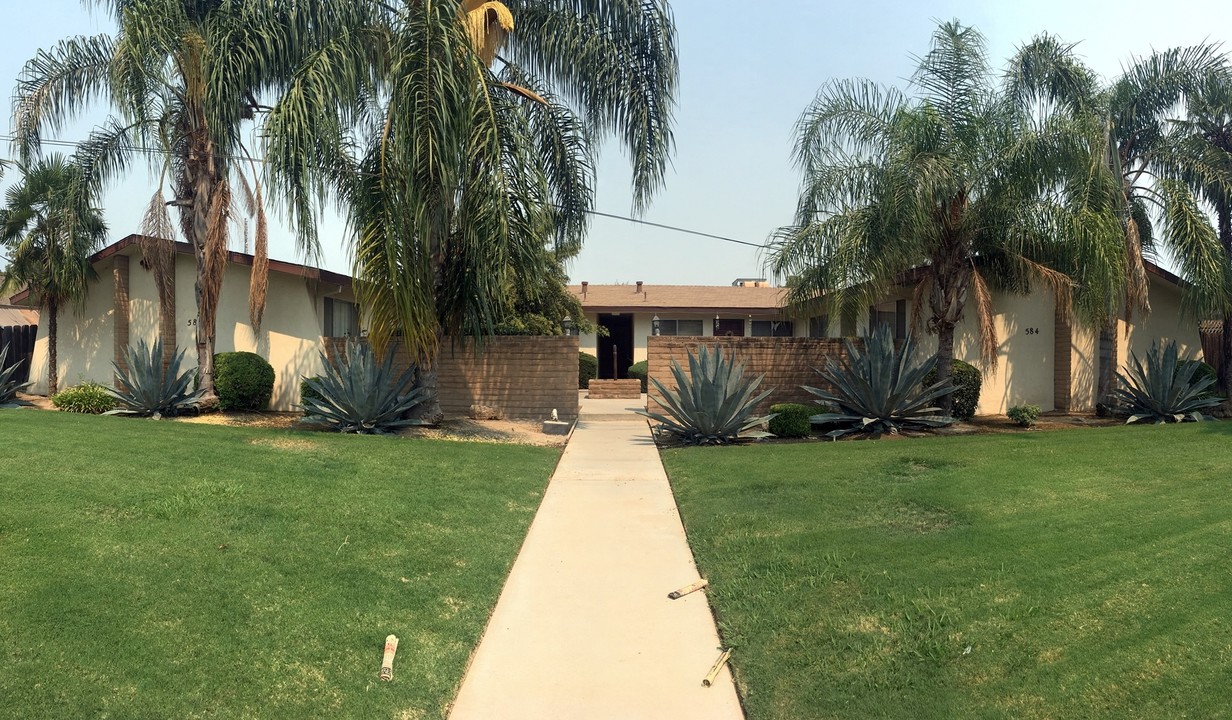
0,133,768,250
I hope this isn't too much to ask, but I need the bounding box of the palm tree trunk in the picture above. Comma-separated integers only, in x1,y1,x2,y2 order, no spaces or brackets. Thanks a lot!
935,320,956,414
1097,321,1118,409
47,297,58,396
1219,204,1232,395
413,329,446,424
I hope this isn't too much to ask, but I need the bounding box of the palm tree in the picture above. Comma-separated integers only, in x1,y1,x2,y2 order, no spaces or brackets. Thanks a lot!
0,154,107,395
1165,76,1232,393
1005,35,1231,401
768,21,1124,412
263,0,678,419
12,0,377,402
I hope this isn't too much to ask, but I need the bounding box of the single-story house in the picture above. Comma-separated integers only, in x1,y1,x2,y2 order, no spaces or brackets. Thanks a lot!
13,234,358,410
571,263,1203,415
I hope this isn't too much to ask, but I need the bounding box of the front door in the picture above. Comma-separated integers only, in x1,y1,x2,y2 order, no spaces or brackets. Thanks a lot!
597,313,635,379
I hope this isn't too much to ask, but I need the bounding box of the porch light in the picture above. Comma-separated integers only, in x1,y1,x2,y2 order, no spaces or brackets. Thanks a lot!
652,315,660,336
562,314,573,336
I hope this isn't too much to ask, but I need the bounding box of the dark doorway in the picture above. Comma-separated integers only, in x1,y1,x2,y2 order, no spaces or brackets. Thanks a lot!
714,318,745,337
598,313,634,379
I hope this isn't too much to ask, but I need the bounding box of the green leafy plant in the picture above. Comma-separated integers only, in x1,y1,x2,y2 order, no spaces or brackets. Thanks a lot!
637,345,775,445
51,382,116,414
1007,404,1041,427
579,352,598,389
213,351,275,411
924,360,982,420
1111,342,1222,424
107,338,205,418
0,343,34,408
804,326,956,439
628,360,648,393
299,376,323,414
301,340,433,434
769,403,813,438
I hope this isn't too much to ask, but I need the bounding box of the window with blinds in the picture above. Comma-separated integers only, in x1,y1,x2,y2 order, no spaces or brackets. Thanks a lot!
751,320,794,337
659,319,704,336
324,298,360,337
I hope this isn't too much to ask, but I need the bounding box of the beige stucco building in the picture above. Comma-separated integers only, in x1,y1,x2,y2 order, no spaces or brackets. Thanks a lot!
573,264,1204,416
15,234,357,411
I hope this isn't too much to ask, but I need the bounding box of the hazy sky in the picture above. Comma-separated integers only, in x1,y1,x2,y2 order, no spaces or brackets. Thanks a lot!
1,0,1227,284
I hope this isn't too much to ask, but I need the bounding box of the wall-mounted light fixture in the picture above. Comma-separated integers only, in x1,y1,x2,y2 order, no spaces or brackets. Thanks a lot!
652,315,661,336
562,314,573,336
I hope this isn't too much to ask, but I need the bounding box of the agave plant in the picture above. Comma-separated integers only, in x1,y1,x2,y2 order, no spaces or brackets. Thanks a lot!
805,325,956,439
636,345,775,445
0,343,34,408
107,338,205,417
301,340,433,434
1110,341,1222,424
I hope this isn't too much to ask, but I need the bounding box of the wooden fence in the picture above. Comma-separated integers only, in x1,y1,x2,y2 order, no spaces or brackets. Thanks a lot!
0,324,37,384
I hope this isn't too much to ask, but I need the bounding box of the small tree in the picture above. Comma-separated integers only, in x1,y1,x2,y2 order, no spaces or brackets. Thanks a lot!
0,154,106,395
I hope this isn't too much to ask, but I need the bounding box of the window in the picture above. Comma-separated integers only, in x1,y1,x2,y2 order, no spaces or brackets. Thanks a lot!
658,319,703,336
868,299,907,339
324,297,360,337
808,315,829,338
751,320,794,337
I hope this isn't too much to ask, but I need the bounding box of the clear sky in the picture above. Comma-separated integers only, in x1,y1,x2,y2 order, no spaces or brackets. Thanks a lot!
1,0,1226,284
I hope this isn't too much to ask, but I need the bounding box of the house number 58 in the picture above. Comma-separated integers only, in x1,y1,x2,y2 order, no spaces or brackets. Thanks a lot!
186,318,197,327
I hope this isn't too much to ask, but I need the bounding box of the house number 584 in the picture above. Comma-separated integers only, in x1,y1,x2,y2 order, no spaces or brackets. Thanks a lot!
1024,327,1040,335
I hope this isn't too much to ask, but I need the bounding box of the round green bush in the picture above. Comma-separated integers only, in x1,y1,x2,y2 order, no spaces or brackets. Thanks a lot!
213,351,275,411
1007,403,1041,427
924,359,982,420
51,382,116,414
769,403,813,438
579,352,598,389
627,360,648,393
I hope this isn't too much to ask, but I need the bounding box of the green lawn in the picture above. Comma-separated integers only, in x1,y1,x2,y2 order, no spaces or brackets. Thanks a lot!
664,424,1232,720
0,410,558,719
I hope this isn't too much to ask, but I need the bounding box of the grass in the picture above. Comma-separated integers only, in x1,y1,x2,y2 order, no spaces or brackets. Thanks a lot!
0,410,559,719
663,423,1232,720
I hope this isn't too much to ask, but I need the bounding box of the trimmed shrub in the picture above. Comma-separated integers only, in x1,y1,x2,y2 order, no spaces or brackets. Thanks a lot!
51,382,116,414
769,403,812,438
579,352,598,389
628,360,648,393
1181,360,1219,399
924,359,981,420
300,376,323,413
1007,404,1040,427
213,351,275,411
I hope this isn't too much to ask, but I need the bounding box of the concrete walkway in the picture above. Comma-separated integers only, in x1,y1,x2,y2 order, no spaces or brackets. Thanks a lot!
448,395,744,720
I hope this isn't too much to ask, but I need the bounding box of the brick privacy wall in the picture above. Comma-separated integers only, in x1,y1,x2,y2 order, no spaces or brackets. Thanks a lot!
1053,307,1072,412
646,337,857,414
112,255,129,388
587,379,642,399
325,336,579,420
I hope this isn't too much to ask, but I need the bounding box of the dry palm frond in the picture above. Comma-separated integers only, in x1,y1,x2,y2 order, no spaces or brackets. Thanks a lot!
198,181,232,355
498,81,547,105
1124,216,1151,320
1019,256,1076,325
461,0,514,67
970,268,998,368
248,183,269,332
910,273,932,334
138,189,177,313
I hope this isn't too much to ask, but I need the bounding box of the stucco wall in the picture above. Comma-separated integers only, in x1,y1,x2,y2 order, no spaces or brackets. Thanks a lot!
27,246,350,411
26,266,116,395
1117,275,1203,367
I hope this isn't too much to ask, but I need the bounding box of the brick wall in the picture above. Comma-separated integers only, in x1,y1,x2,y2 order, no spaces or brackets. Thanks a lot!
112,255,130,387
1053,307,1072,412
587,379,641,399
646,337,857,414
326,336,579,420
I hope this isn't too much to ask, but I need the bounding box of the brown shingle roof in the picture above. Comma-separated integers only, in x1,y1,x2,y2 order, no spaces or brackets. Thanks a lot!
568,284,786,313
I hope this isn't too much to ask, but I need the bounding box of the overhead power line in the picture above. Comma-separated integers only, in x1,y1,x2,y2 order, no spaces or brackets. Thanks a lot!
0,133,768,250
